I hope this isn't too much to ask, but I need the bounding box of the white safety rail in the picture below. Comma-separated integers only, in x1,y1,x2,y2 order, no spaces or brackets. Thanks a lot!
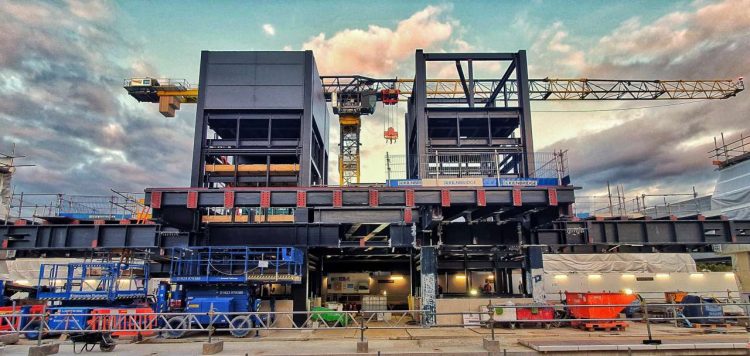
384,151,568,181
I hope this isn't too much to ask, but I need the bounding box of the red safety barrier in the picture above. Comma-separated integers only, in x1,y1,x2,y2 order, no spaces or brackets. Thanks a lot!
89,308,157,337
516,304,555,324
0,305,43,332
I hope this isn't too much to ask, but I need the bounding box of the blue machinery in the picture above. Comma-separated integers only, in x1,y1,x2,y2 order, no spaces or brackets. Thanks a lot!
25,247,304,339
170,247,304,284
37,262,149,302
163,246,303,338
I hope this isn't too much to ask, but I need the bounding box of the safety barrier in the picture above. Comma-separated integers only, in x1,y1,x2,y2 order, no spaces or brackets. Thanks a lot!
89,308,157,337
1,301,748,336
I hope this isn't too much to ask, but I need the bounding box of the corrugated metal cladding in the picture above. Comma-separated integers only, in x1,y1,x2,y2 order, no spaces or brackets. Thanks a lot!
203,52,306,110
192,51,331,187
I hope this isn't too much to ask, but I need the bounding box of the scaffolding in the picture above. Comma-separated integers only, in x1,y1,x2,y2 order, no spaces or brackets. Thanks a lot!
710,132,750,168
4,192,145,224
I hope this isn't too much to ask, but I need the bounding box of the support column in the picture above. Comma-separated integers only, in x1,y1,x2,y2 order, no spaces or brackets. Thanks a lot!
292,248,309,326
516,50,535,176
420,246,437,325
525,246,545,303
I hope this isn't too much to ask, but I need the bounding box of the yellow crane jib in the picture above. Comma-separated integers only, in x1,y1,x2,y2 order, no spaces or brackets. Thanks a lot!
123,78,198,117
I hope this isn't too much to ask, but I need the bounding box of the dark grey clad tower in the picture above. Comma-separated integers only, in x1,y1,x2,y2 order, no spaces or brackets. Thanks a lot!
191,51,330,188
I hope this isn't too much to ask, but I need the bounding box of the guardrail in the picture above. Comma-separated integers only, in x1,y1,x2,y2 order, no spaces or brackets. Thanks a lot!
1,301,747,337
384,151,568,181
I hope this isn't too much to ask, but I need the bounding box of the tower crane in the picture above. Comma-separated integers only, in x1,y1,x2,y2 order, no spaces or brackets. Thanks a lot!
124,76,744,185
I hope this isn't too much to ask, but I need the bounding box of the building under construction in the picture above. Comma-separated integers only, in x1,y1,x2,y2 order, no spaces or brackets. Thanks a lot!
1,49,749,321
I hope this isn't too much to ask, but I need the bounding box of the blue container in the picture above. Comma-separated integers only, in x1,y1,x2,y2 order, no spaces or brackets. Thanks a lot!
680,295,723,324
48,307,92,332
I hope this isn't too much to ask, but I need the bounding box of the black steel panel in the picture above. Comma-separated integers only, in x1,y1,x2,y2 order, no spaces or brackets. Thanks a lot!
486,190,512,204
270,192,296,206
314,209,405,224
389,225,414,247
535,220,749,246
205,224,340,247
450,191,475,204
0,225,159,250
307,191,332,206
521,190,548,204
415,191,440,204
207,51,305,64
199,192,224,206
379,191,405,206
441,223,520,245
163,192,187,206
557,189,575,203
342,191,368,206
235,191,262,205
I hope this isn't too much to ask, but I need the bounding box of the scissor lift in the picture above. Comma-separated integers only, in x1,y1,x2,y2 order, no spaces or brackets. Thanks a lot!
163,246,303,338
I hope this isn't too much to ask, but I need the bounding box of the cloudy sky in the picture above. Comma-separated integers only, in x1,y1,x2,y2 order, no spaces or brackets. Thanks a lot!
1,0,748,203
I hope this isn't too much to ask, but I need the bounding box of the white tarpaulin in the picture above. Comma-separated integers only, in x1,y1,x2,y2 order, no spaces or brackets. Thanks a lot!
712,159,750,220
0,258,77,282
543,253,697,273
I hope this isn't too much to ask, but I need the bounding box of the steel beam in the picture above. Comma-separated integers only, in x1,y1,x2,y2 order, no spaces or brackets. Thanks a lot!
533,220,750,246
146,186,575,210
0,224,162,250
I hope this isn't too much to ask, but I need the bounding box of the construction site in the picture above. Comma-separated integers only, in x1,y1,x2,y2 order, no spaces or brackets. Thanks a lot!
1,4,750,355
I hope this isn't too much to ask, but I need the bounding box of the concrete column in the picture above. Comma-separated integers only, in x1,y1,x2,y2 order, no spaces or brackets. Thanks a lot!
525,246,546,303
420,246,437,325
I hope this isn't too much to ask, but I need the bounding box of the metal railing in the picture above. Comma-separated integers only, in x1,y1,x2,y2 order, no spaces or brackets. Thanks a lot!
385,151,569,182
1,298,746,338
3,192,145,224
710,131,749,166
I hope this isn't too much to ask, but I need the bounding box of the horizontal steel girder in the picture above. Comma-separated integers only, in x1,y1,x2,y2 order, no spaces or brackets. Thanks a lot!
146,186,574,209
533,220,750,246
0,224,162,250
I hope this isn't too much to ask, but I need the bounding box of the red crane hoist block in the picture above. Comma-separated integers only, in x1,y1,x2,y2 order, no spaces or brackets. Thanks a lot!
381,88,400,105
384,127,399,143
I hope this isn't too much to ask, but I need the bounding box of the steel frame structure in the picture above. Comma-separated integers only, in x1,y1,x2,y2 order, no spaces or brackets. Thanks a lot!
2,50,747,316
406,51,535,179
